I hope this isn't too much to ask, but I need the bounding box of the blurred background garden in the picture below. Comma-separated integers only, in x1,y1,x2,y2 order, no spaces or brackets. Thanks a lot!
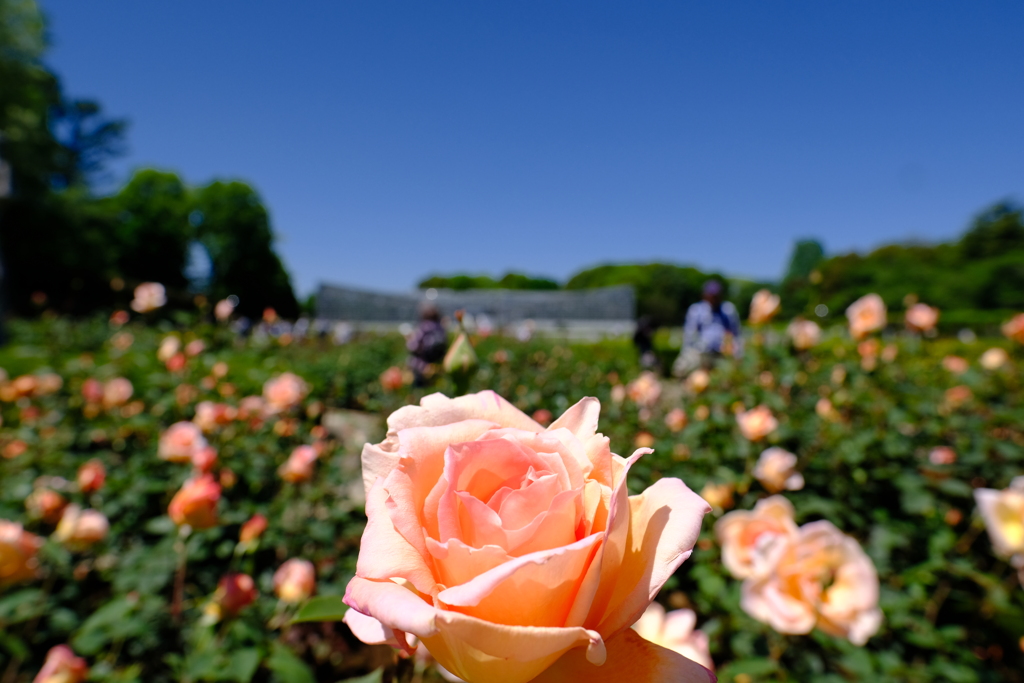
2,0,1024,681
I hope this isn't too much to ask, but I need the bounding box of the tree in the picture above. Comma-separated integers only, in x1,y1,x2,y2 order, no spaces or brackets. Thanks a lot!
51,98,128,189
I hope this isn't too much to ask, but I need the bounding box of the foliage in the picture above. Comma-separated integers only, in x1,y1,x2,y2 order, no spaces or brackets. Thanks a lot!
1,315,1023,681
417,272,560,291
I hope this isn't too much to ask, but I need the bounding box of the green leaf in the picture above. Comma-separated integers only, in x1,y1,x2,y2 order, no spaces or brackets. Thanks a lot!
337,669,383,683
290,595,348,623
266,642,316,683
222,648,261,683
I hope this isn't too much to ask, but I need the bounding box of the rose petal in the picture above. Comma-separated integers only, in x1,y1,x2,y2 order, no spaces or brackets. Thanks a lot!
531,628,715,683
356,480,436,595
454,488,581,556
391,391,542,433
425,537,511,588
343,608,399,646
548,396,601,442
437,533,603,627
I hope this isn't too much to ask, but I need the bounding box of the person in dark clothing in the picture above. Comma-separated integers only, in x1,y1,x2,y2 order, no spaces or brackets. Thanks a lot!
633,315,660,371
407,303,448,386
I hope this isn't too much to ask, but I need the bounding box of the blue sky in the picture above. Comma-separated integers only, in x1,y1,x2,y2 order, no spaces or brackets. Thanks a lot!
42,1,1024,295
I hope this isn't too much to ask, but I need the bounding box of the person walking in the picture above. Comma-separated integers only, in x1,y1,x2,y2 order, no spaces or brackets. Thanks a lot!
673,280,743,377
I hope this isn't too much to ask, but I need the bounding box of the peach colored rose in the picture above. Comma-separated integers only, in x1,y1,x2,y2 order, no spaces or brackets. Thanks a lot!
77,459,106,494
974,478,1024,559
665,408,688,433
158,421,208,463
380,366,406,392
609,384,626,404
342,391,712,683
263,372,309,414
700,482,735,512
212,572,257,616
157,335,181,362
631,602,713,671
787,319,821,350
880,344,898,363
748,289,781,325
239,514,268,543
215,298,235,321
740,520,882,645
169,474,221,529
980,347,1010,370
130,282,166,313
194,401,237,432
715,495,797,579
0,520,43,586
33,645,88,683
942,355,969,374
279,445,319,483
1002,313,1024,344
944,385,973,408
26,489,67,524
815,397,840,422
686,369,710,394
905,303,939,332
101,377,133,409
54,505,109,549
753,448,804,493
736,405,778,441
274,558,316,603
846,294,886,339
626,371,662,408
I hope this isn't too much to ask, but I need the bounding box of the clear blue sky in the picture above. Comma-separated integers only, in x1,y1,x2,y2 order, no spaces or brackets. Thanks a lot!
41,1,1024,296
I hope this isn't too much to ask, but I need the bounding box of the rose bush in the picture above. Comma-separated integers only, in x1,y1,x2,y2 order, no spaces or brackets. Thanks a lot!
342,391,712,683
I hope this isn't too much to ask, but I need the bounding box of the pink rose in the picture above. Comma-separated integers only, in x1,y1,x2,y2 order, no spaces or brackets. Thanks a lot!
736,405,778,441
102,377,133,409
263,372,308,414
942,355,969,374
905,303,939,332
846,294,887,340
664,408,688,433
274,558,316,603
753,448,803,494
130,282,166,313
342,391,711,683
278,445,319,483
194,401,237,432
748,289,781,325
715,495,797,579
214,298,235,321
740,520,882,645
77,459,106,494
787,319,821,351
81,378,104,404
158,421,208,463
33,645,88,683
54,505,109,549
631,602,714,671
0,520,43,586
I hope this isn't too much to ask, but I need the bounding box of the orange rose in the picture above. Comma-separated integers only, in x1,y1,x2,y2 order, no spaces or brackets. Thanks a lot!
846,294,886,339
736,405,778,441
740,520,882,645
1002,313,1024,344
274,558,316,603
752,448,803,493
169,474,221,529
77,459,106,494
686,369,710,394
631,602,713,671
278,445,319,483
342,391,711,683
0,520,43,586
787,319,821,351
904,302,939,332
715,495,797,579
748,289,781,325
239,514,268,543
158,421,208,463
26,489,67,525
263,372,308,413
33,645,88,683
212,572,257,616
54,505,109,549
700,481,735,511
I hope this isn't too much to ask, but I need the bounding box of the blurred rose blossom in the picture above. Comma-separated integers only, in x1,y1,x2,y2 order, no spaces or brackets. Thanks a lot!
130,282,166,313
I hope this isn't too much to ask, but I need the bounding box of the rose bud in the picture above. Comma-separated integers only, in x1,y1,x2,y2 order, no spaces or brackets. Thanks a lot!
158,421,208,463
239,514,268,543
631,602,714,671
165,353,187,372
32,645,88,683
77,459,106,494
787,318,821,350
54,505,109,549
214,572,257,616
753,448,804,493
748,289,781,325
102,377,133,409
263,373,308,414
26,488,68,524
736,405,778,441
846,293,887,339
278,445,319,483
273,558,316,603
929,447,957,466
0,520,44,586
130,282,166,313
169,474,221,529
905,302,939,332
80,378,104,404
191,446,218,473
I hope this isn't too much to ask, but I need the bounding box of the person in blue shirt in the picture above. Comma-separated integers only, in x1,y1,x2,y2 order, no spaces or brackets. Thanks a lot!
673,280,743,376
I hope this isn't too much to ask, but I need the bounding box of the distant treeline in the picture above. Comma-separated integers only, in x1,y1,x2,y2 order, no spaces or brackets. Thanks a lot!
421,203,1024,330
0,0,297,318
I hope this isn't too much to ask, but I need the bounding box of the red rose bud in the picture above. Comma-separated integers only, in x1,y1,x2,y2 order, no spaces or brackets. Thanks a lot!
77,459,106,494
239,514,268,543
215,572,257,615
